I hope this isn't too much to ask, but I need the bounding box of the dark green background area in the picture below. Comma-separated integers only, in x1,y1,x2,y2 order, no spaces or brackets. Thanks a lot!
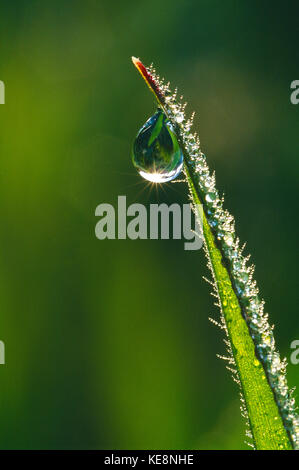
0,0,298,449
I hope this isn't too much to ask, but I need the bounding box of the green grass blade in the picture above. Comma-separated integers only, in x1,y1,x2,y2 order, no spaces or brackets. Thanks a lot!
187,173,291,450
132,57,299,450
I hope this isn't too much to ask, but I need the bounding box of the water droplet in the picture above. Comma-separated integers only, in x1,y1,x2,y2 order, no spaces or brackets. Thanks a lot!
204,177,212,189
224,233,234,246
132,109,183,183
208,218,218,228
175,112,184,123
232,260,242,271
205,192,216,203
231,249,239,259
239,272,249,283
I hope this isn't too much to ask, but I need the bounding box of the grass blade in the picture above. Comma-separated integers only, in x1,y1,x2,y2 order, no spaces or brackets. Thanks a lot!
132,56,299,450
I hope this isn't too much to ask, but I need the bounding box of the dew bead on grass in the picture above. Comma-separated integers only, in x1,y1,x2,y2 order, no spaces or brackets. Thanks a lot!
132,108,183,183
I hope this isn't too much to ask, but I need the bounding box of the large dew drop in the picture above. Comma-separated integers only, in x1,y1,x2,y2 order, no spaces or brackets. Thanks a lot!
132,109,183,183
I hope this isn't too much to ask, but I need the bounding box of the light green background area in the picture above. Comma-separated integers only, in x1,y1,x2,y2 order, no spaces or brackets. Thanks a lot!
0,0,298,449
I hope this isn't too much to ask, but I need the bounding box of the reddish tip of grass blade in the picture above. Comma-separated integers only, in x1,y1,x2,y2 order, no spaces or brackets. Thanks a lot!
131,56,164,105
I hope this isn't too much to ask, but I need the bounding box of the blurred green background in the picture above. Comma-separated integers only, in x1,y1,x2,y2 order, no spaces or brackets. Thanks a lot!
0,0,298,450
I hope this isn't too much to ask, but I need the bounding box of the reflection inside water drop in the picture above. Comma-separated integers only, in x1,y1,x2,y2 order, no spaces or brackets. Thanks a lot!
132,108,183,183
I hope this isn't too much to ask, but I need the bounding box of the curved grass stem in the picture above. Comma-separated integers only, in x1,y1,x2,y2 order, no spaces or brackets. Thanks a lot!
132,56,299,450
